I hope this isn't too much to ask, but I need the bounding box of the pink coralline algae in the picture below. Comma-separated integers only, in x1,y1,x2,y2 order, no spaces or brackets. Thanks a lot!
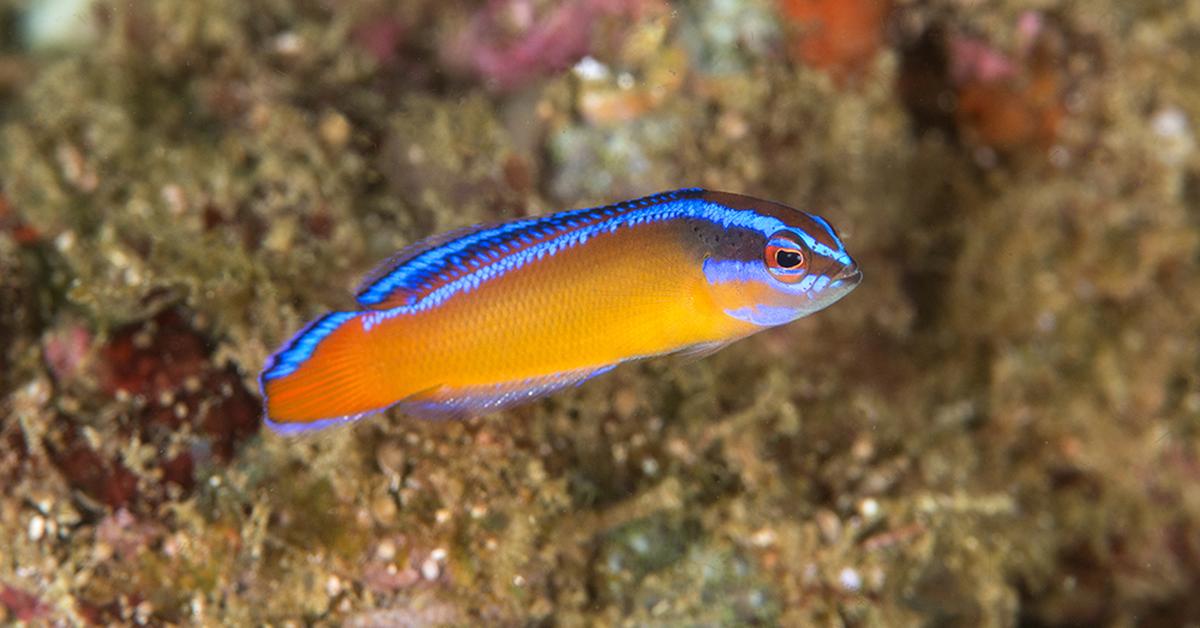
0,584,51,622
97,308,259,462
49,424,141,509
353,15,408,67
95,509,165,560
42,323,93,385
950,11,1066,152
47,308,259,512
948,36,1017,85
899,10,1068,154
445,0,658,89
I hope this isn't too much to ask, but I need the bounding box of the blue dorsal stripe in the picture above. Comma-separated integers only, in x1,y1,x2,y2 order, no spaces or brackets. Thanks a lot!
261,311,359,381
356,189,706,307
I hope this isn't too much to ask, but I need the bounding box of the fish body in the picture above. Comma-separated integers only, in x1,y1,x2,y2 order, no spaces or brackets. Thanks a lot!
260,189,861,432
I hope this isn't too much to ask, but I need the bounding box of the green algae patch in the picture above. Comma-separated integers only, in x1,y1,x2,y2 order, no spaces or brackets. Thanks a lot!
270,474,368,560
593,512,698,601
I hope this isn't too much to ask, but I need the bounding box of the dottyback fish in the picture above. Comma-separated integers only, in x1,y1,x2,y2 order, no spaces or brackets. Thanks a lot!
260,189,861,432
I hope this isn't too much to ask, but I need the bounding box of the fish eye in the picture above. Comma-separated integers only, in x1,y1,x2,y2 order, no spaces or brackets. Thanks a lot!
775,249,803,268
764,232,808,283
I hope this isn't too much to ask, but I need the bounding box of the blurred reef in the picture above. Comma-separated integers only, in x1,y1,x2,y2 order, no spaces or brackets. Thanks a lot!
1,0,1199,624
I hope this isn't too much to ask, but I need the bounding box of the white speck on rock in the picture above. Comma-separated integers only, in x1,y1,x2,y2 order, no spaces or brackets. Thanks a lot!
28,515,45,541
1153,106,1189,138
1151,106,1195,165
421,557,441,581
572,56,611,81
839,567,862,592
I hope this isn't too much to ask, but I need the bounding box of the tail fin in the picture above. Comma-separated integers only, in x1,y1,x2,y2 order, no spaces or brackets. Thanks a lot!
259,311,395,433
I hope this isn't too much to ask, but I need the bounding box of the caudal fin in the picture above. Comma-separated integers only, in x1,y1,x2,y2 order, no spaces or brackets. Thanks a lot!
259,311,395,433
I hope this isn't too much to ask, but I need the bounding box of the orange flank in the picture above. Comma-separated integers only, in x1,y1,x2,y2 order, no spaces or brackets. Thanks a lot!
264,222,750,425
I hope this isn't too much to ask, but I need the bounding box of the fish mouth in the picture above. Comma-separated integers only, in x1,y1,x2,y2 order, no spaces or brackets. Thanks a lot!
831,262,862,288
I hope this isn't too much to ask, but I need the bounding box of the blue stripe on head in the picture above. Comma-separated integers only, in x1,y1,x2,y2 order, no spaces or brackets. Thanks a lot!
807,213,838,242
793,230,851,266
703,257,836,296
724,305,804,326
260,311,359,381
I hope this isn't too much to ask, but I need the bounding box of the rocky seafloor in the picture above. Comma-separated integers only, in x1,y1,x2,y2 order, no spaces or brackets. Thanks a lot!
1,0,1198,625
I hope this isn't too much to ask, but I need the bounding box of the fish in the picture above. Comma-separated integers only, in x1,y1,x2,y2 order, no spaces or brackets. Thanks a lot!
259,188,862,433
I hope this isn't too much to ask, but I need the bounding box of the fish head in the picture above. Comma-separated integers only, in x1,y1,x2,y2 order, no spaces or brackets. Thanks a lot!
698,191,862,327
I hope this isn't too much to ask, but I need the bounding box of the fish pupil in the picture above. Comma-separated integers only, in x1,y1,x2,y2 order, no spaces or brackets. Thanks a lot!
775,249,803,268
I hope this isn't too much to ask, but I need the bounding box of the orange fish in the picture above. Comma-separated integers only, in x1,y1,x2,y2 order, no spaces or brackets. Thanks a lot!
260,189,861,432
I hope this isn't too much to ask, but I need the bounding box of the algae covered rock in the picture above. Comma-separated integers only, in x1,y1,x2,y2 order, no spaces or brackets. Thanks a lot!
2,0,1200,624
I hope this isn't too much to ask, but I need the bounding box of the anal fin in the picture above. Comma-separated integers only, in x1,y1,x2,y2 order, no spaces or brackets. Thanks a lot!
395,365,617,419
674,340,734,362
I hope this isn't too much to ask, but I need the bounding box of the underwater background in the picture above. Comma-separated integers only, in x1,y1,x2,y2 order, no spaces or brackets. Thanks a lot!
2,0,1199,625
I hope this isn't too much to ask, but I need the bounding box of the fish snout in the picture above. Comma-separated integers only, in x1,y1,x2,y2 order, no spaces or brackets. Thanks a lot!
831,261,862,288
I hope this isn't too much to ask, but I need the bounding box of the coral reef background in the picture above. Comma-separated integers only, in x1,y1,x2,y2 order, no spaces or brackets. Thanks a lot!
1,0,1198,624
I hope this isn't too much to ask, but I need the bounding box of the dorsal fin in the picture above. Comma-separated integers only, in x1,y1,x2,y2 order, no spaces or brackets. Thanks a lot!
354,222,502,309
354,189,706,310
